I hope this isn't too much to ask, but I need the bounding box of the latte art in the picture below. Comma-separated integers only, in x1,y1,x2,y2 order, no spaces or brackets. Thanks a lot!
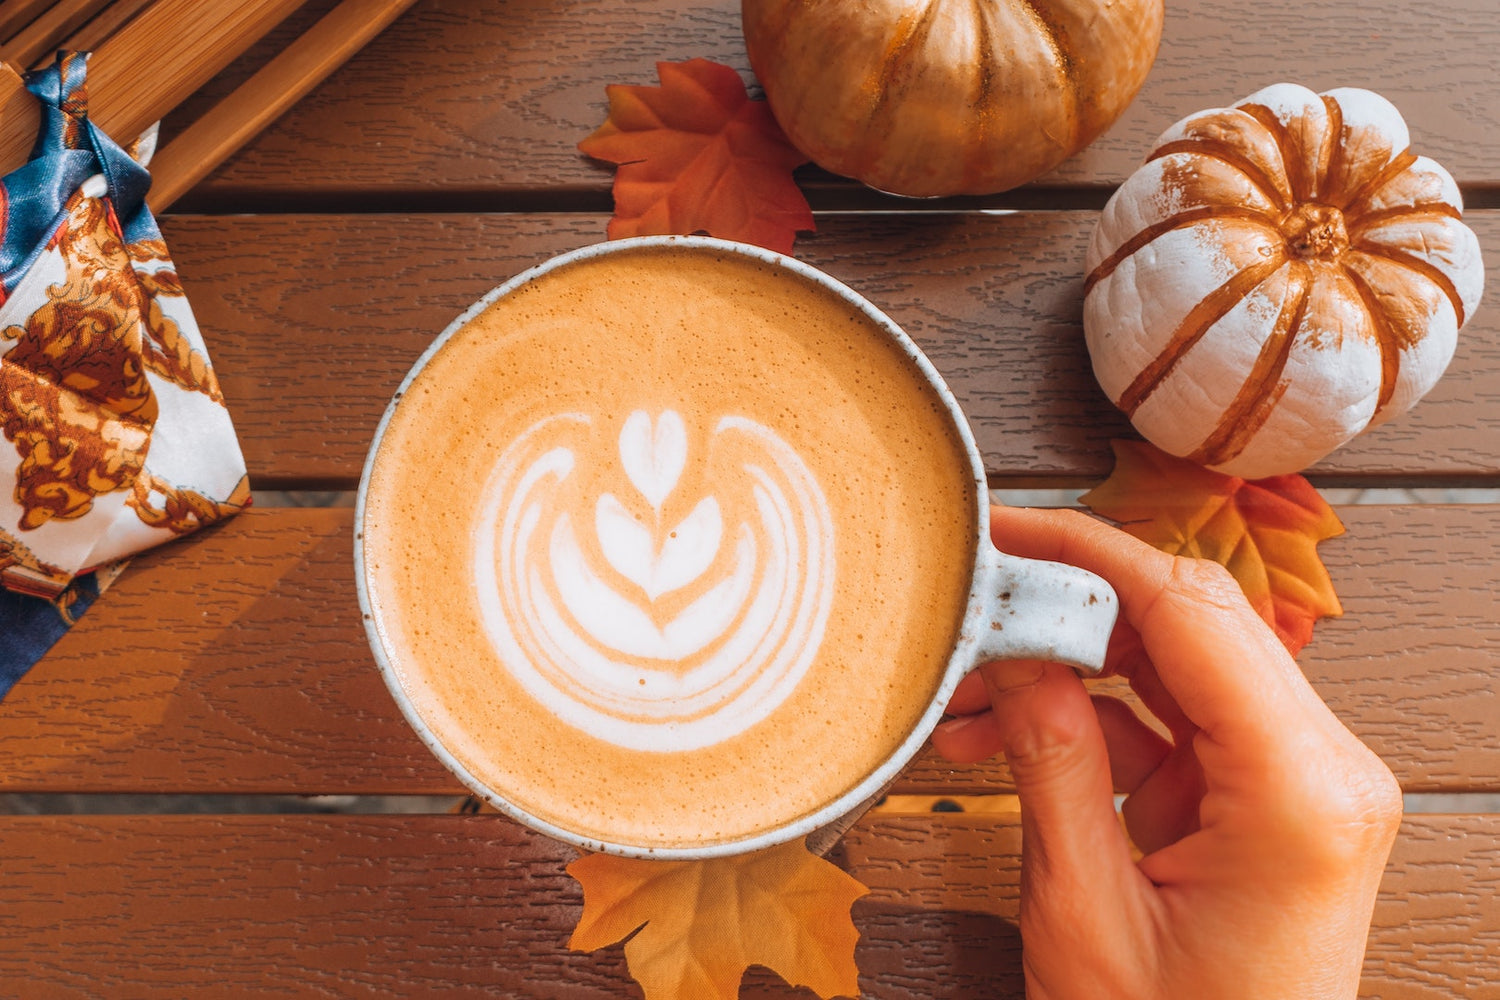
359,241,979,850
474,409,834,751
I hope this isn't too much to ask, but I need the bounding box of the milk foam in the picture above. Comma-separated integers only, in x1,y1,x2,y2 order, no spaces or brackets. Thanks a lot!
473,409,834,751
361,243,978,849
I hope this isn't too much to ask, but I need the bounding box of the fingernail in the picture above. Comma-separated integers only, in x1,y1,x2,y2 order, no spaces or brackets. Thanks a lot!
936,714,981,735
981,659,1049,693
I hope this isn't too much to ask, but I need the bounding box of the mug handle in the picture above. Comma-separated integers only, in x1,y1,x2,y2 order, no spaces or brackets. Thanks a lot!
805,537,1118,856
807,540,1118,855
971,541,1119,674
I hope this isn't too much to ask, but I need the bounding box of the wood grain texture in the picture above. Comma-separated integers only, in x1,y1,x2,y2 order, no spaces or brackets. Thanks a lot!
146,0,421,212
0,0,309,176
165,0,1500,206
163,211,1500,488
1,3,1487,996
0,812,1494,998
0,0,53,41
58,0,156,52
0,507,458,794
1,0,108,69
1,505,1495,795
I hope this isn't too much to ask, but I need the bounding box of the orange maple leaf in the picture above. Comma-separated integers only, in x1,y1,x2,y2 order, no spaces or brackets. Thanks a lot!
1080,440,1344,654
567,838,867,999
579,58,815,255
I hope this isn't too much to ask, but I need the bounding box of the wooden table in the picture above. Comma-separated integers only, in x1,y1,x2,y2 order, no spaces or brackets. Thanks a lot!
4,0,1498,995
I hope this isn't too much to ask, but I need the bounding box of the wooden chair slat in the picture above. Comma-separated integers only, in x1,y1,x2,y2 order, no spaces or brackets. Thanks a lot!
165,211,1500,488
1,811,1494,998
2,505,1495,795
162,0,1500,204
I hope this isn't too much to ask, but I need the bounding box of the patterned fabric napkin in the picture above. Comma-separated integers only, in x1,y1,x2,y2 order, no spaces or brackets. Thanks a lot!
0,53,248,697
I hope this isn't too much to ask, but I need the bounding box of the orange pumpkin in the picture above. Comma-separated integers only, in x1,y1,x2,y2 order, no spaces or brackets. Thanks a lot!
741,0,1164,197
1084,84,1484,478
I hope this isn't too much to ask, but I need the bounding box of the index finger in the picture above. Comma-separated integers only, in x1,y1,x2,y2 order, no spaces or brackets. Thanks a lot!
989,505,1331,751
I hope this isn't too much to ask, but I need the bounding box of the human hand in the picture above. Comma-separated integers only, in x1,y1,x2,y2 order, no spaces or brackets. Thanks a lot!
931,506,1402,1000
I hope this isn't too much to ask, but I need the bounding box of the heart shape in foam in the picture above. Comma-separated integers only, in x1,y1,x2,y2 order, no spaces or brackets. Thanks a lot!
596,492,723,600
599,411,723,599
620,410,687,510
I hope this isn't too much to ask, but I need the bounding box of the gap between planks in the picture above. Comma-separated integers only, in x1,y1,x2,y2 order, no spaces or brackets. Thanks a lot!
2,792,1498,816
159,181,1500,217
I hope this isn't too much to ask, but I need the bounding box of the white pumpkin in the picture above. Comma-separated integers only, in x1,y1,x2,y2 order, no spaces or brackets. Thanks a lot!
1083,83,1484,478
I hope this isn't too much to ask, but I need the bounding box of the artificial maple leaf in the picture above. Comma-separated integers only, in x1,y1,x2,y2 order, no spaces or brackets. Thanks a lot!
578,58,814,255
1080,439,1344,655
567,838,867,1000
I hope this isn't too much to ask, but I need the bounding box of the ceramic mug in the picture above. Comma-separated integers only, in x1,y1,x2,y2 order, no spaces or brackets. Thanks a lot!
355,236,1118,859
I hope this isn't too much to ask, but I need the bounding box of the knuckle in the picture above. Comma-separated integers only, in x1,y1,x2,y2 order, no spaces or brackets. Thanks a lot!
1159,556,1279,642
1169,555,1241,603
1281,742,1404,866
1002,710,1097,786
1050,507,1099,531
1330,747,1404,839
1051,507,1123,551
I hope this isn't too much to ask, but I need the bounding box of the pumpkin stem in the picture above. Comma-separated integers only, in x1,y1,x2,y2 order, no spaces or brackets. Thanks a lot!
1282,203,1349,260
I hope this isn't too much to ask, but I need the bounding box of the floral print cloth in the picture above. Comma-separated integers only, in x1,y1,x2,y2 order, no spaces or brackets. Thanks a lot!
0,53,248,696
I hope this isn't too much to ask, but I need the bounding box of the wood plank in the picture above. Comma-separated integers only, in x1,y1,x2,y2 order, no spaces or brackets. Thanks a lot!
2,505,1495,795
165,211,1500,488
56,0,156,53
0,508,459,794
1,0,110,70
164,0,1500,206
145,0,423,213
0,0,54,42
0,812,1494,998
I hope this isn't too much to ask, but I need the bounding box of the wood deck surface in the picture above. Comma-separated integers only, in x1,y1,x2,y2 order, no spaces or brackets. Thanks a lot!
1,814,1496,998
162,212,1500,489
4,0,1496,996
168,0,1500,207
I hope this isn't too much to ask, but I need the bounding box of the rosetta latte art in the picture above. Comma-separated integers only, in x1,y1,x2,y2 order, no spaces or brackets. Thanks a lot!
473,410,835,751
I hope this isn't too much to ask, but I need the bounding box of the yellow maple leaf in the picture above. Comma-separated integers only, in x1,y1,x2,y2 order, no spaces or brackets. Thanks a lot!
567,838,867,999
1080,439,1344,654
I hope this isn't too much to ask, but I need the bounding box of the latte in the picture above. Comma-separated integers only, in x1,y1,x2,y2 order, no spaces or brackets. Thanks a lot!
360,241,978,851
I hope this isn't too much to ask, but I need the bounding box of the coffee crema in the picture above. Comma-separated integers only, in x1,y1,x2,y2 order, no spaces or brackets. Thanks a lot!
361,243,977,850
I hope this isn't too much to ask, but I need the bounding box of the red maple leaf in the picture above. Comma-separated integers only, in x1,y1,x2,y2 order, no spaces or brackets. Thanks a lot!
1080,440,1345,655
579,58,814,255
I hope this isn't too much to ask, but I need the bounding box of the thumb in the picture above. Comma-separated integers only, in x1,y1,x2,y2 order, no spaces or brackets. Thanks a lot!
981,659,1135,904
